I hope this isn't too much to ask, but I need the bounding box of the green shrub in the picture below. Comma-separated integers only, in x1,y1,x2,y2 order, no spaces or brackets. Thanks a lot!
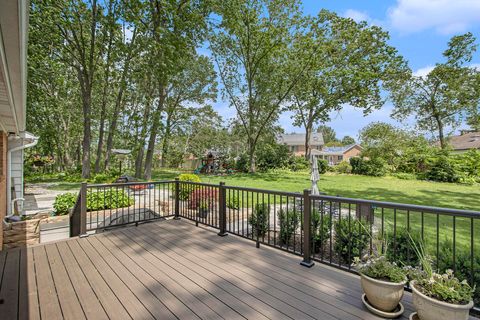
86,189,134,211
317,159,328,174
311,210,331,252
256,143,291,171
289,156,309,171
226,193,240,210
248,203,269,238
437,239,480,305
334,161,352,174
278,209,300,244
53,189,134,215
385,228,421,266
423,155,460,183
53,192,77,215
334,218,370,264
350,157,386,176
177,174,201,200
91,173,111,184
235,154,249,173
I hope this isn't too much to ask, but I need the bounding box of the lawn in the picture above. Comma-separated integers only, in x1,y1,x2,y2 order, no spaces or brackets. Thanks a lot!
193,171,480,211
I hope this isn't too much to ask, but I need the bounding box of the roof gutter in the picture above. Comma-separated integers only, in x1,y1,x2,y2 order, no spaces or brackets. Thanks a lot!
7,132,39,215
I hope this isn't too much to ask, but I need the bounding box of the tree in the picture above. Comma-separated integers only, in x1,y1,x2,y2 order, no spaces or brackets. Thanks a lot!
290,11,409,159
359,122,428,170
210,0,316,172
390,33,480,149
317,125,337,145
341,136,355,145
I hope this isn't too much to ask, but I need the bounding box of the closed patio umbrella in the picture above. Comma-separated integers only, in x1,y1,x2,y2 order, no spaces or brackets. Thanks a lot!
310,155,320,195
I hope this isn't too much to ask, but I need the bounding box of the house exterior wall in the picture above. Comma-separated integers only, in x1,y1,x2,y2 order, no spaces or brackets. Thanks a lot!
343,145,362,161
7,136,24,214
288,145,322,156
0,132,7,249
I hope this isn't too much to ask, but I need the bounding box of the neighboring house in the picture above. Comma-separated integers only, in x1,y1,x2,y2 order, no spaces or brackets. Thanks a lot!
313,144,363,165
1,2,37,246
442,131,480,153
277,132,324,156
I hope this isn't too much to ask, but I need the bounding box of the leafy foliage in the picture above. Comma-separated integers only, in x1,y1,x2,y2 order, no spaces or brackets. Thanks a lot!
248,203,270,238
278,209,300,244
412,270,474,305
311,210,331,252
350,157,386,177
385,228,421,266
353,255,406,283
334,218,370,264
177,174,201,200
187,188,218,210
53,190,134,215
437,239,480,305
333,161,352,174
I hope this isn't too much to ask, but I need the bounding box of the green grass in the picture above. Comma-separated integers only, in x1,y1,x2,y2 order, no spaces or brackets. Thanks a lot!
196,170,480,211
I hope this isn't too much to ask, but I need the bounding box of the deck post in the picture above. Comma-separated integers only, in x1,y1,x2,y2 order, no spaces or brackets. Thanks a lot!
218,182,228,236
79,182,87,236
301,189,315,267
174,178,180,219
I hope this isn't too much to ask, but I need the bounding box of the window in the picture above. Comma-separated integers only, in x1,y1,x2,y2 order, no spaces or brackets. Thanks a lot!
338,155,343,161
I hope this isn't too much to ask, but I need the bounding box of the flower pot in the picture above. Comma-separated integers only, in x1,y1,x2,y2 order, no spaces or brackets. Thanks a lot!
198,208,209,219
360,273,406,312
411,281,473,320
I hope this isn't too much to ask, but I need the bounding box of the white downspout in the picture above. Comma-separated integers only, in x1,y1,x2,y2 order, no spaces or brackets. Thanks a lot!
7,135,39,215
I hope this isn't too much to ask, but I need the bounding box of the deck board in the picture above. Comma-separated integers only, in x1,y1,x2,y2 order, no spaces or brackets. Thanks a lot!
2,218,472,320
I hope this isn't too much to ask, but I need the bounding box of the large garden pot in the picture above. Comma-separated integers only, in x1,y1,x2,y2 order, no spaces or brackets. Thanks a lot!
360,273,406,312
411,281,473,320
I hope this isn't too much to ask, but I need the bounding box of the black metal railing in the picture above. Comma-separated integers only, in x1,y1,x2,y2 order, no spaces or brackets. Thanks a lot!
70,179,480,311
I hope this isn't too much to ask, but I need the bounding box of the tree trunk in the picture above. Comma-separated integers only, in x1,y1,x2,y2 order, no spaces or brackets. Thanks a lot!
104,28,137,170
143,85,166,180
161,113,172,167
304,120,313,160
248,139,256,173
435,116,446,149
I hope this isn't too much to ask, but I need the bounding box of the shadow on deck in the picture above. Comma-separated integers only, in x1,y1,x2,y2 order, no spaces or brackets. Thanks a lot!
0,219,439,319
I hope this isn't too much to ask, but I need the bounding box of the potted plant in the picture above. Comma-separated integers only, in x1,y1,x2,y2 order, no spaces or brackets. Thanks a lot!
407,238,474,320
353,254,407,317
197,200,210,218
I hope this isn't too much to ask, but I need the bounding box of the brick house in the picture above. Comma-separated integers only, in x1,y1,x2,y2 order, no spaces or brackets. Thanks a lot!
277,133,324,156
0,2,37,248
313,144,363,165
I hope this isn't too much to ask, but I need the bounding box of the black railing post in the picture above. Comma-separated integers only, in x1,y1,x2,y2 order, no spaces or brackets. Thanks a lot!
174,178,180,219
218,182,228,236
301,189,314,267
79,182,87,236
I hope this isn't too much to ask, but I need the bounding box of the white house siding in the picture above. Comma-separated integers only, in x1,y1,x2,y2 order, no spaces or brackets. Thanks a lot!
7,137,24,213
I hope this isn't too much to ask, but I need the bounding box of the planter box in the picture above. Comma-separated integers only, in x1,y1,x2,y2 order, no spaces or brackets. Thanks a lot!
3,218,42,249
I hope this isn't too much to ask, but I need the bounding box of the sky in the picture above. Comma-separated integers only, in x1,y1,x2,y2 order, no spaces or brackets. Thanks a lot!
210,0,480,141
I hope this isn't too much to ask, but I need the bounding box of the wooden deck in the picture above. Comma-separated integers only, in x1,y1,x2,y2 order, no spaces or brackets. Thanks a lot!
0,218,423,319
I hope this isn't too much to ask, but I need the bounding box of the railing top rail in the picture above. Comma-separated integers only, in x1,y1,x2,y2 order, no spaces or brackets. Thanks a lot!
311,194,480,218
223,184,302,197
179,181,222,187
87,180,175,188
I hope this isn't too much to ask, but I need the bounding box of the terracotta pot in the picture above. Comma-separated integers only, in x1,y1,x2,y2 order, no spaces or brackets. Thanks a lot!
411,281,473,320
360,273,406,312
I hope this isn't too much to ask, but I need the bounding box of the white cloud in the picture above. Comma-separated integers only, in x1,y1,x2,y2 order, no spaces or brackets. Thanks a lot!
344,9,370,23
343,9,384,27
413,63,480,78
413,65,434,77
388,0,480,35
